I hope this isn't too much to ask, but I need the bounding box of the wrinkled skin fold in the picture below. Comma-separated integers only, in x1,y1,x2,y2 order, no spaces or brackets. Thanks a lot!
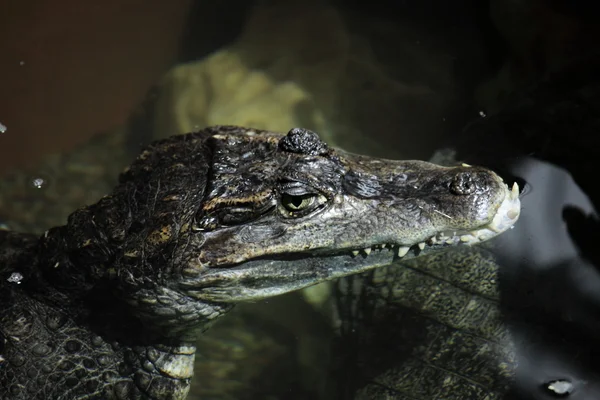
0,126,519,399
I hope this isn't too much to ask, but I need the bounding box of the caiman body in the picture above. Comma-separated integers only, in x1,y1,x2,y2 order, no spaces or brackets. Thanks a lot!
0,126,519,399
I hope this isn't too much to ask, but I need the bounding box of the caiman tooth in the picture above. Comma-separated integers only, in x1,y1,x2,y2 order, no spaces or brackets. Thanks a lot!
380,243,386,249
351,250,359,257
460,235,472,243
417,242,425,250
487,224,502,233
511,182,519,200
461,163,471,167
397,246,410,257
364,248,372,255
445,238,454,245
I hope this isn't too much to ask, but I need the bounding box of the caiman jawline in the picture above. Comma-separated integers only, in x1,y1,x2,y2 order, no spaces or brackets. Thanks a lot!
196,182,521,271
182,183,520,303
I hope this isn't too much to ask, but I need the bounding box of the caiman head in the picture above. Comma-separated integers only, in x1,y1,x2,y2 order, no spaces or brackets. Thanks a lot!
40,126,520,335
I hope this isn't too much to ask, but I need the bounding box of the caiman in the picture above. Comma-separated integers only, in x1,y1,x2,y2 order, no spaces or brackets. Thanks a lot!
0,126,520,399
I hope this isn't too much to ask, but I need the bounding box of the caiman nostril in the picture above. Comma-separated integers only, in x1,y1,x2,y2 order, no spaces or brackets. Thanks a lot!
450,173,476,195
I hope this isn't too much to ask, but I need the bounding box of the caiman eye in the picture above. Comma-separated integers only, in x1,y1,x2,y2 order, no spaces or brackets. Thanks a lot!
281,193,315,211
278,181,328,218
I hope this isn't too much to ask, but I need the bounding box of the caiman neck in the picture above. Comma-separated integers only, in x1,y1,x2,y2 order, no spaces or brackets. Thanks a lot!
37,211,233,341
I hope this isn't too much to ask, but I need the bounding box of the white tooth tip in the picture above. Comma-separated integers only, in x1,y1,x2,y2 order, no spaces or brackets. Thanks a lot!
418,242,425,250
351,250,359,256
364,248,371,255
381,243,386,248
397,246,410,257
488,225,502,233
460,235,472,243
461,163,471,167
511,182,519,199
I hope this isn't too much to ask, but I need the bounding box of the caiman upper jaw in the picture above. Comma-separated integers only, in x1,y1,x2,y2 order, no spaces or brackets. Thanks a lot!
343,181,521,259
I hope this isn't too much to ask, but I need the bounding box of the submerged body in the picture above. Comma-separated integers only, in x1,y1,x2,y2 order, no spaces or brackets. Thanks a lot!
335,246,515,399
0,126,519,399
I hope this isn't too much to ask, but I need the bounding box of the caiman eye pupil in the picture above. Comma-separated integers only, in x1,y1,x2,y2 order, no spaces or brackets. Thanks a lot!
282,194,314,211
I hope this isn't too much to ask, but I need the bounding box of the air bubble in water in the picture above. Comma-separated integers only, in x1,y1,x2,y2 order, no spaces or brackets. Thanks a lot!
545,379,574,396
7,272,23,284
31,177,46,189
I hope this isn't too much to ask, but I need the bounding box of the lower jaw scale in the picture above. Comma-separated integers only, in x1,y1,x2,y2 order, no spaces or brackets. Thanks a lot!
350,182,521,258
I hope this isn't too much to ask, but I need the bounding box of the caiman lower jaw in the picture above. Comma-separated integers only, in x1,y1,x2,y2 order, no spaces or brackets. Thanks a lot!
342,181,521,259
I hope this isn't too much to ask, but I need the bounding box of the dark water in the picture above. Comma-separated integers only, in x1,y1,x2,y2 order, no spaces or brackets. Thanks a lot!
2,1,600,399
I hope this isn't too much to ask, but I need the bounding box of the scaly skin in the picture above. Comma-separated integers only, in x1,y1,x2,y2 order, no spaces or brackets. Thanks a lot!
0,126,519,399
334,247,515,399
